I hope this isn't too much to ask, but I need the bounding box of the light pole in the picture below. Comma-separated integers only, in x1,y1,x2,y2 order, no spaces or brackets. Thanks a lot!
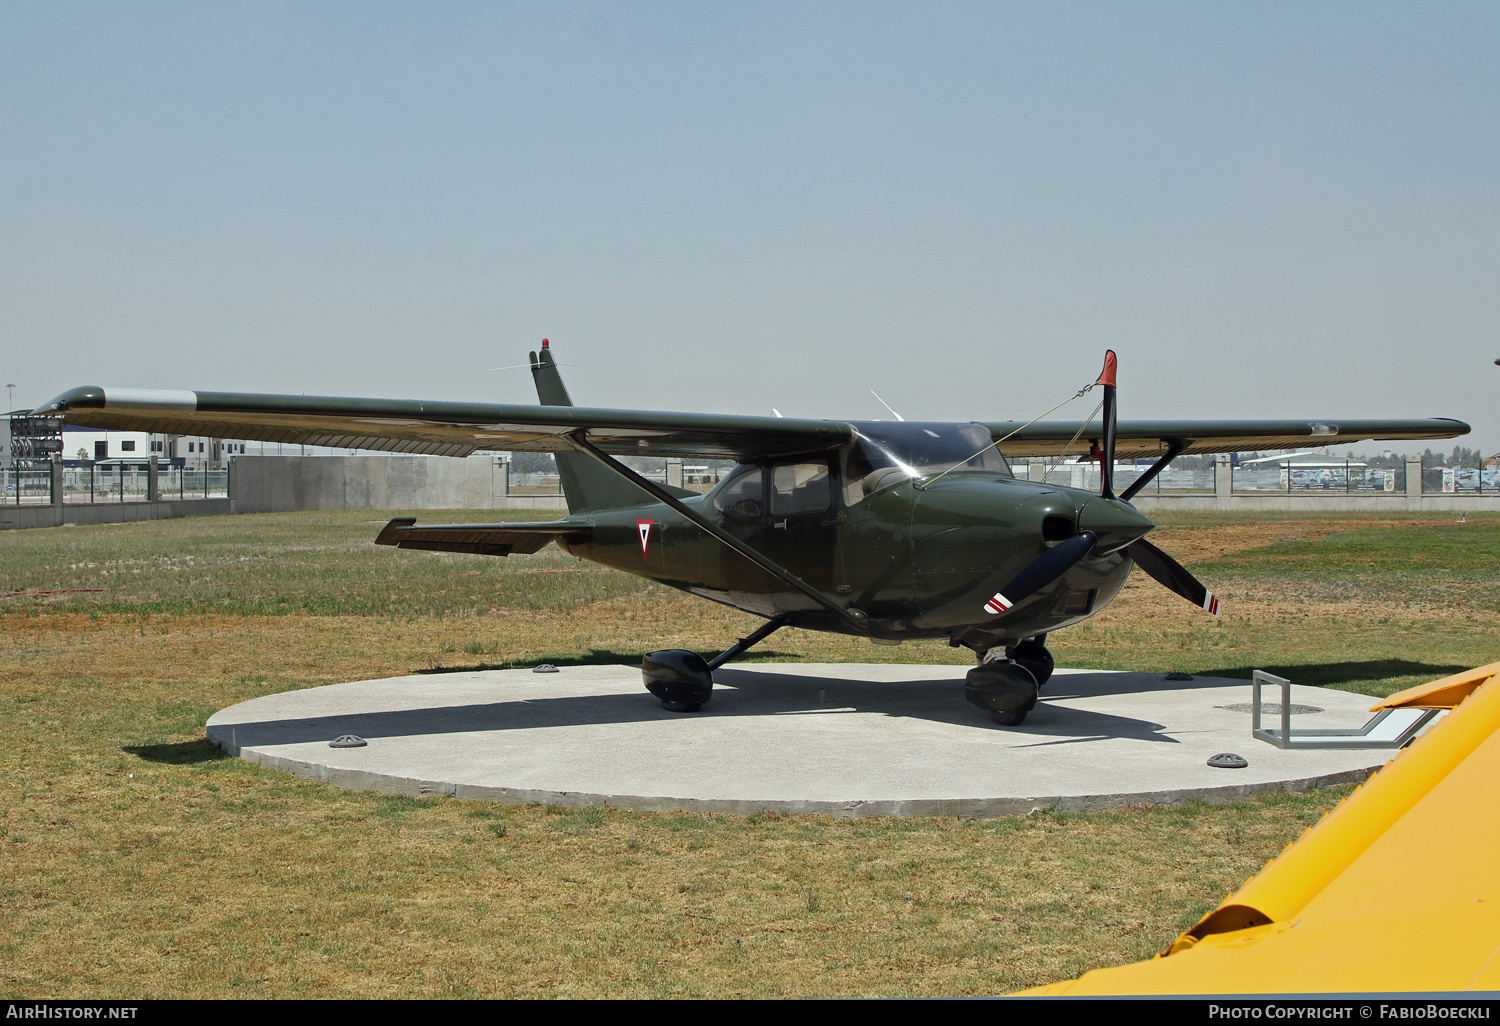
5,384,13,412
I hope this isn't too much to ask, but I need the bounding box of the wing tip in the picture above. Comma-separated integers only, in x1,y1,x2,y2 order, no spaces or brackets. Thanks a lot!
33,385,105,414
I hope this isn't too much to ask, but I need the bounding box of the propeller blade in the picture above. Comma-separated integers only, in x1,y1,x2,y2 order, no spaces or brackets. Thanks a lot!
1126,538,1221,615
1098,350,1117,500
982,532,1096,615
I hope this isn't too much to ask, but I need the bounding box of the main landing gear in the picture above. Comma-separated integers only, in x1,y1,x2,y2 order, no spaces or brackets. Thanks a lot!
642,615,792,712
965,635,1053,727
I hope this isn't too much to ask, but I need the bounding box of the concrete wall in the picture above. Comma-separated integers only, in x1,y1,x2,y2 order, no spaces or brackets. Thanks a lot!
1,498,232,530
228,455,566,514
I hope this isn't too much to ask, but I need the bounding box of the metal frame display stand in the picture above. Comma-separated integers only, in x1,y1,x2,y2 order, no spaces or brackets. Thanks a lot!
1251,669,1439,750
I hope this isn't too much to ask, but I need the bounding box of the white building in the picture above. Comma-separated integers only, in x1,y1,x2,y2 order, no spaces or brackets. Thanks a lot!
59,427,403,468
63,427,163,463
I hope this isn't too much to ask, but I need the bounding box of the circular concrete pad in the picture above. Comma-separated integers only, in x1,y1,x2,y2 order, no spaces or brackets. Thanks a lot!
206,664,1395,817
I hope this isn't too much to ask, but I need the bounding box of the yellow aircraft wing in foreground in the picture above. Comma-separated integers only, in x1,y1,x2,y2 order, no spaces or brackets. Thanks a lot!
1022,662,1500,995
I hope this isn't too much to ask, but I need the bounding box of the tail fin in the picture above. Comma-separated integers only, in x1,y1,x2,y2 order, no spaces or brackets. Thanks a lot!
530,340,693,513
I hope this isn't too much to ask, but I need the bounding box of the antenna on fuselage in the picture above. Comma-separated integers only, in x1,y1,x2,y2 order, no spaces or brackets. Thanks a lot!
870,390,905,421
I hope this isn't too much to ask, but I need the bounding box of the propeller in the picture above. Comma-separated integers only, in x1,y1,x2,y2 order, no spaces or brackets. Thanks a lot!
1097,349,1118,500
983,532,1097,615
983,349,1221,620
1093,349,1219,615
1126,537,1220,615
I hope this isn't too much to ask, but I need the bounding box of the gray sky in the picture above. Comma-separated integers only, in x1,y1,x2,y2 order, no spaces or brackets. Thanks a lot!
4,2,1497,456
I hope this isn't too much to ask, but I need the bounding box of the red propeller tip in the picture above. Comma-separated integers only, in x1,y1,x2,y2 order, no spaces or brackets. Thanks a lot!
1097,350,1117,388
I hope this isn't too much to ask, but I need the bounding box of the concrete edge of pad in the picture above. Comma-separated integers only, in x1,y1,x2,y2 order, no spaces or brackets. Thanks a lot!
206,724,1376,818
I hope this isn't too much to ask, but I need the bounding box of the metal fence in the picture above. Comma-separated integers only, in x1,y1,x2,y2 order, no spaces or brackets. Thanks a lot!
1425,467,1499,494
1,465,229,504
1233,462,1405,494
507,465,725,495
1,468,55,504
1013,462,1215,494
507,471,563,495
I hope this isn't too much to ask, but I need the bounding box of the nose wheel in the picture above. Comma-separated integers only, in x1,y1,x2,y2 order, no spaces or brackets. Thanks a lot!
1006,636,1054,687
967,636,1052,726
965,658,1039,725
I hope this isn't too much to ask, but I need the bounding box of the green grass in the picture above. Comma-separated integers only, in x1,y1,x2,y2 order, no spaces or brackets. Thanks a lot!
0,507,1494,996
0,509,656,616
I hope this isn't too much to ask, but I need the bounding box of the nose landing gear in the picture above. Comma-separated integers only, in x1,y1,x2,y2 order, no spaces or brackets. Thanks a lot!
965,659,1039,725
1007,635,1054,687
966,635,1052,726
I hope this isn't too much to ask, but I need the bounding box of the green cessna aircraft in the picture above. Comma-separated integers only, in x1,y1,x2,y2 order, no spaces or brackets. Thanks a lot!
38,343,1469,725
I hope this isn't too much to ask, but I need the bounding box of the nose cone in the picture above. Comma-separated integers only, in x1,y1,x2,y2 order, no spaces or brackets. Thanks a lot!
1077,498,1155,552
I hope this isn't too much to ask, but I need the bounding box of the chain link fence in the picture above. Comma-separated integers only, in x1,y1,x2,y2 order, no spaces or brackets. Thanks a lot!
1,465,228,504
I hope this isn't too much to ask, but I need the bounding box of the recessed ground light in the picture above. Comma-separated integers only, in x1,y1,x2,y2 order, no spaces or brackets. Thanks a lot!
329,735,367,748
1207,753,1248,769
532,664,559,673
1218,702,1323,715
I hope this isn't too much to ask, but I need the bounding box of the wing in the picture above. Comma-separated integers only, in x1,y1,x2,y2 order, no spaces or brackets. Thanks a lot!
374,517,591,556
36,386,1468,461
35,386,852,461
989,417,1470,458
1021,661,1500,996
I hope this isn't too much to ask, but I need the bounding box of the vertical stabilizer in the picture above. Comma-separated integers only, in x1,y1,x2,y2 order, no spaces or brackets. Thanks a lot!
529,341,673,513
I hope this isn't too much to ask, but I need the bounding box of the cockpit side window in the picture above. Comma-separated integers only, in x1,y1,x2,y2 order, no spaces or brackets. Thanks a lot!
770,463,831,516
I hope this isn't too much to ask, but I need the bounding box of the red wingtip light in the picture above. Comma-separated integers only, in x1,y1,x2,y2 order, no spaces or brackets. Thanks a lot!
1098,349,1117,388
541,338,549,348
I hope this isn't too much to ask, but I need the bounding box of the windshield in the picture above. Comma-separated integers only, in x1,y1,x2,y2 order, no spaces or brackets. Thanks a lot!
843,422,1011,503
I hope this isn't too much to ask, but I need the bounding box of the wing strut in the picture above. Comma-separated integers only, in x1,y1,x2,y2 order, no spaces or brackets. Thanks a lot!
1119,440,1188,501
563,430,868,632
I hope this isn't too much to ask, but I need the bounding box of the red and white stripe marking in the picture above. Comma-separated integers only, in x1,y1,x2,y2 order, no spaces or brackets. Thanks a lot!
983,592,1012,616
1203,592,1220,616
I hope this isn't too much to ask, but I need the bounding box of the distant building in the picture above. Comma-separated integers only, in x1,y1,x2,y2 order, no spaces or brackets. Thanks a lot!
58,427,410,469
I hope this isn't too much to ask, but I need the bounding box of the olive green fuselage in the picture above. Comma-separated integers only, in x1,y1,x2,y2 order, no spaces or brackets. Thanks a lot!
558,467,1146,653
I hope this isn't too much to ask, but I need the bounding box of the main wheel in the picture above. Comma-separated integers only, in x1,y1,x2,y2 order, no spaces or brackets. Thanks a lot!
1008,638,1054,687
642,649,713,711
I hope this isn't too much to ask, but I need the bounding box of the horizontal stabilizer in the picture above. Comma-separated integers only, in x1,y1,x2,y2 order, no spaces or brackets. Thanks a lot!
374,517,591,557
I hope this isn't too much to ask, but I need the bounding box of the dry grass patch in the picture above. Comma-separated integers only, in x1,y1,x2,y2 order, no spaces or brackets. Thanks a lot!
2,764,1342,998
2,508,1495,996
